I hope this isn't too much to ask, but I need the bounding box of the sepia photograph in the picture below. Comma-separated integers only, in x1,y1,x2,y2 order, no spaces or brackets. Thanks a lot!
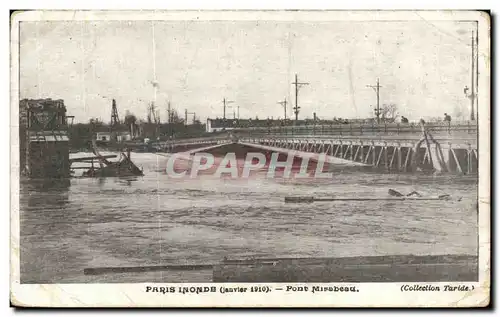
10,9,490,307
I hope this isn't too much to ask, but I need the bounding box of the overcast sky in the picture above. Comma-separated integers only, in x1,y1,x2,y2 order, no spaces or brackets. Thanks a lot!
20,20,476,123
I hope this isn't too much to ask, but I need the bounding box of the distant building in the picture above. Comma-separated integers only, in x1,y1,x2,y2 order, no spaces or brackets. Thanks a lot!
95,130,131,143
96,132,112,142
116,132,132,142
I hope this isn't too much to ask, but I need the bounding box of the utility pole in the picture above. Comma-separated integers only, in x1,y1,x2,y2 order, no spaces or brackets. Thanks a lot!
278,98,287,120
471,30,475,121
367,78,382,123
166,101,172,138
223,98,234,121
147,102,156,124
475,28,479,122
470,30,476,121
185,109,196,126
167,101,171,124
464,29,478,121
152,103,159,124
155,110,160,124
222,98,234,128
292,74,309,121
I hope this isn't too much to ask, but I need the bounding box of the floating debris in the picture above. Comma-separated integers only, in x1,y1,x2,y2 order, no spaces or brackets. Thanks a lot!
70,140,144,178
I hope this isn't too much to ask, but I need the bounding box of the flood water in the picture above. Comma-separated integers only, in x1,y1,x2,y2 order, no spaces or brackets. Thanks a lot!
19,152,478,283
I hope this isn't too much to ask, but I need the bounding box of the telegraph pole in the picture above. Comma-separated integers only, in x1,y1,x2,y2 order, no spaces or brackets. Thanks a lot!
166,101,172,138
470,30,476,121
475,28,479,122
278,98,287,120
167,101,171,124
464,30,478,121
223,98,234,121
292,74,309,121
475,27,479,122
367,78,382,123
185,109,195,126
222,98,234,128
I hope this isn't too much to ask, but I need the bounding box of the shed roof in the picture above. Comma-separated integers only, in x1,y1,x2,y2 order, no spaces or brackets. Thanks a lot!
28,131,69,142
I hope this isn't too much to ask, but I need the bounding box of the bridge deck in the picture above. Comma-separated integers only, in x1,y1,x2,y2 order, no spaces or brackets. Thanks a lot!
152,122,478,157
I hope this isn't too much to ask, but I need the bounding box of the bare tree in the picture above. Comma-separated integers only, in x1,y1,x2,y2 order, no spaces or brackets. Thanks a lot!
380,103,399,122
169,109,184,124
124,111,137,126
88,117,102,125
124,111,138,135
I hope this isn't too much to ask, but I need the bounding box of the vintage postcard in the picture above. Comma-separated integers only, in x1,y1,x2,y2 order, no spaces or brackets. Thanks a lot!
10,10,490,307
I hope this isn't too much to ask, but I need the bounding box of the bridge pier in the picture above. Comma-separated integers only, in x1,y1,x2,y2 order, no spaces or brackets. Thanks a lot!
445,147,478,174
396,147,402,171
403,148,412,172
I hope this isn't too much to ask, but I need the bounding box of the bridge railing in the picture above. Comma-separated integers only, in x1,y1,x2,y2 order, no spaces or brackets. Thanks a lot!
153,122,477,146
231,121,477,137
156,134,231,146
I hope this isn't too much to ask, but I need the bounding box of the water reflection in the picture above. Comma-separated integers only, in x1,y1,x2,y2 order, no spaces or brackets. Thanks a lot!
21,177,71,192
115,176,141,187
21,178,70,210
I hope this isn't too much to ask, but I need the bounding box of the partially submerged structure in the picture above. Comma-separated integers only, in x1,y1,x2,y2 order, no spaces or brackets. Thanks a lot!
20,98,143,179
19,98,72,178
70,140,144,178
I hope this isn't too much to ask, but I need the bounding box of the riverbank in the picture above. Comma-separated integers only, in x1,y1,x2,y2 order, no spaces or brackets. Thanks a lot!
81,254,477,283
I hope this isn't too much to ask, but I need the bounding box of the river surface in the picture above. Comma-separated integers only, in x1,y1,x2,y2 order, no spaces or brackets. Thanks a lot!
19,152,478,283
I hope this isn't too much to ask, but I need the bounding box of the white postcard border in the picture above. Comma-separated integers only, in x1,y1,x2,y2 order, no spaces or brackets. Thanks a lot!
10,9,490,308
